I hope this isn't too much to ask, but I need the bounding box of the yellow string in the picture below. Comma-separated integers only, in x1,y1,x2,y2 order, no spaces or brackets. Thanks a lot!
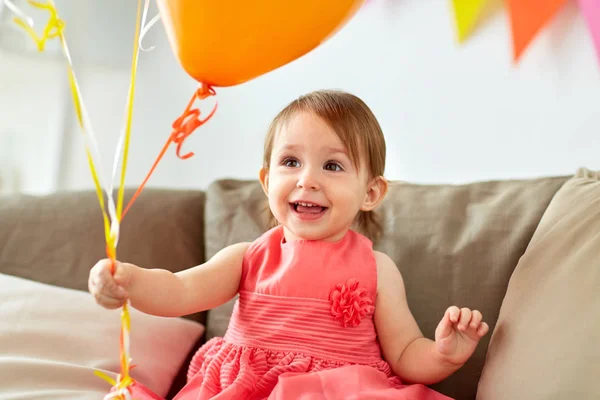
12,1,113,248
11,0,63,51
13,1,142,398
94,371,117,387
116,0,143,222
111,0,143,392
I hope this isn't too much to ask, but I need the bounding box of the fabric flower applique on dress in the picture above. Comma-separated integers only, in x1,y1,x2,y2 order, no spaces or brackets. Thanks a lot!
329,278,374,327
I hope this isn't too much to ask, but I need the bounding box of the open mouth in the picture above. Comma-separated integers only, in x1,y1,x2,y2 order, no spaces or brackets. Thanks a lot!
290,201,328,219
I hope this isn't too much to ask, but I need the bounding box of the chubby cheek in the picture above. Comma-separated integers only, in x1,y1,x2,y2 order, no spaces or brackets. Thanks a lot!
267,176,293,215
331,185,363,210
270,191,287,209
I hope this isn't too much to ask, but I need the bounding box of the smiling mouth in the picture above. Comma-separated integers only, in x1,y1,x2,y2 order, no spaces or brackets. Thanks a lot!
290,202,328,218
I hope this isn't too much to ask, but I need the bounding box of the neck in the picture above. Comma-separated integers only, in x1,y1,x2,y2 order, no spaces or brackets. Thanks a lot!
282,226,349,244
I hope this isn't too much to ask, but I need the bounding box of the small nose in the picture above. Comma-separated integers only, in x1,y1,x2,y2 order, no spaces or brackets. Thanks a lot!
297,168,320,191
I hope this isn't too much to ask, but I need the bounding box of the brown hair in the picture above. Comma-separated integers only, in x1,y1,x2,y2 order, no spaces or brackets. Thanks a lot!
262,89,387,243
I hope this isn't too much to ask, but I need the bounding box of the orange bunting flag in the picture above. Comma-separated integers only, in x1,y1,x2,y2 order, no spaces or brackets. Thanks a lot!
507,0,569,62
451,0,489,43
578,0,600,62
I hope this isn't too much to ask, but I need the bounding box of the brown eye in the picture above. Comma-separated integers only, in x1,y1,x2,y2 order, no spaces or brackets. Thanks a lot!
324,161,342,172
283,158,300,168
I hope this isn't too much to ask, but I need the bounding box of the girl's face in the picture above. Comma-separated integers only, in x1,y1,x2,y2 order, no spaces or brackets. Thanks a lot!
260,112,383,243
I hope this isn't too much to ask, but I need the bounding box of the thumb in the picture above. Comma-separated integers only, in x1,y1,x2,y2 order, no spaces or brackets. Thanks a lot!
112,261,132,288
435,310,454,341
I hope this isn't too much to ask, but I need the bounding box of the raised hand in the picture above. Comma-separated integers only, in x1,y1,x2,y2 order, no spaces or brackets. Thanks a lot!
434,306,489,366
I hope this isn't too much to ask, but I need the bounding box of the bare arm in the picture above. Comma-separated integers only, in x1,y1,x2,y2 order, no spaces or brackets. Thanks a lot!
374,251,465,385
105,242,251,318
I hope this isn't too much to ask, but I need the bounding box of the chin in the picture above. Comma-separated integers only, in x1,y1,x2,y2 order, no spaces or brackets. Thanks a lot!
285,224,325,241
286,223,344,242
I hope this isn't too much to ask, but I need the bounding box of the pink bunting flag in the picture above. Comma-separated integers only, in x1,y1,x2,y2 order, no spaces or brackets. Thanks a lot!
578,0,600,62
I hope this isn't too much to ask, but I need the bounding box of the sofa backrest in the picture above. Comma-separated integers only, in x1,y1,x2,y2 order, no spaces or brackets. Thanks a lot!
0,175,570,399
203,175,569,399
0,188,208,324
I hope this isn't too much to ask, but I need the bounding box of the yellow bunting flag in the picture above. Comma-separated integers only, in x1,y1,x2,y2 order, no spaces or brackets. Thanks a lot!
507,0,568,61
451,0,489,43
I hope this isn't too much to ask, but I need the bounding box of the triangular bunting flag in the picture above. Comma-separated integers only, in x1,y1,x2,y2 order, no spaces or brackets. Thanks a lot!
507,0,569,61
578,0,600,62
451,0,489,42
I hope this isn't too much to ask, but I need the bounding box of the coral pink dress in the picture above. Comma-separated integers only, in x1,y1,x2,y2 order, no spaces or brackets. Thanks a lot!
122,226,452,400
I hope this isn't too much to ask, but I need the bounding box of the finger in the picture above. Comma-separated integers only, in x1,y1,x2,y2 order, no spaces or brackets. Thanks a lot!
93,291,126,309
97,262,124,294
89,259,109,285
90,282,126,301
88,270,95,293
99,260,115,281
477,322,490,337
458,308,472,331
89,273,105,294
92,258,112,273
470,310,483,329
447,306,461,323
113,262,130,287
436,310,454,340
106,283,128,299
90,269,127,299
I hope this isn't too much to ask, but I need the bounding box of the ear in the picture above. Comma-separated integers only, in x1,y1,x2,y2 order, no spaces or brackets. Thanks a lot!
259,168,269,196
360,176,388,212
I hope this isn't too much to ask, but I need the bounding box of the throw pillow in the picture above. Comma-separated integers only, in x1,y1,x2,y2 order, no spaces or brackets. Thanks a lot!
0,273,204,399
476,168,600,399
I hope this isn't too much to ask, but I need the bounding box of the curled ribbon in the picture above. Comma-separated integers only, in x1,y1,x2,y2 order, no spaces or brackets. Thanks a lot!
122,83,218,218
171,85,217,159
138,3,161,52
11,0,64,51
94,369,135,400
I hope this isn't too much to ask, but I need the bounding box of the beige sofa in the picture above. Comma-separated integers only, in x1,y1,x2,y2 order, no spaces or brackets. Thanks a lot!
1,169,598,399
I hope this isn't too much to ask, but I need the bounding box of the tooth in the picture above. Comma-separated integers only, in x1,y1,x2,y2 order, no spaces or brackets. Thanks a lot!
296,202,318,207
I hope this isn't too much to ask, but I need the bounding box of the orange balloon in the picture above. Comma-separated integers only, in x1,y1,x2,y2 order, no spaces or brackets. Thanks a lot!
155,0,365,87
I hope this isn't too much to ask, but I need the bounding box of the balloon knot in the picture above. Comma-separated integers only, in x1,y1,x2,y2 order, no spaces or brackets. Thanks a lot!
197,83,216,99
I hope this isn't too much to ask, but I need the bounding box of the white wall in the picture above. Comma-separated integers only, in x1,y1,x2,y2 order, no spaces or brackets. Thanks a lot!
0,53,66,194
1,0,599,195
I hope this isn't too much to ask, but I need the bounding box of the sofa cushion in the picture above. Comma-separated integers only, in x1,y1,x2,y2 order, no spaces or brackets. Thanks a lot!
203,180,269,339
476,168,600,399
0,272,204,399
203,175,568,399
0,188,206,324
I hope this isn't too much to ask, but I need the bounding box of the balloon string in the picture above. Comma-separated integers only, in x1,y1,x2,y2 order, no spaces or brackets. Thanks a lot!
11,1,139,399
104,0,144,397
122,84,217,218
10,0,116,260
11,0,64,51
11,0,118,257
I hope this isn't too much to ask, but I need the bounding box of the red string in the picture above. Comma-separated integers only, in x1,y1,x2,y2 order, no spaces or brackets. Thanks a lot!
122,83,217,219
170,84,217,159
108,257,116,275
